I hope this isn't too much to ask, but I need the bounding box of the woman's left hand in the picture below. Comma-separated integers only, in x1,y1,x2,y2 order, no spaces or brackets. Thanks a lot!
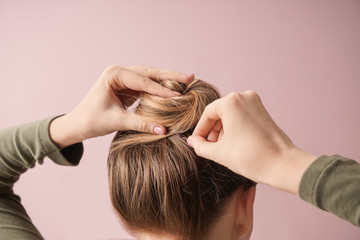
50,65,193,148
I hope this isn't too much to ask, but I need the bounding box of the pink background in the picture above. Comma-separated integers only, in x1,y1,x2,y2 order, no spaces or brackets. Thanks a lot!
0,0,359,239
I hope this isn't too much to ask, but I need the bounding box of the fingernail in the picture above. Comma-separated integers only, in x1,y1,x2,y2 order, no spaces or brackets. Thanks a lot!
171,91,182,96
187,137,193,147
154,126,166,135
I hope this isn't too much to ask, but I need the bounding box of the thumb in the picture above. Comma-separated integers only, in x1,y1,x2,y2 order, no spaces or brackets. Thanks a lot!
121,113,166,135
187,135,217,160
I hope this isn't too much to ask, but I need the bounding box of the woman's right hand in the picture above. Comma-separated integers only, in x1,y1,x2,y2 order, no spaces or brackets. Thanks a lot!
188,91,317,194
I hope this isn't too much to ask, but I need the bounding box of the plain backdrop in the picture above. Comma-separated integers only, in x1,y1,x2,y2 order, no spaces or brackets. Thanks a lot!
0,0,359,239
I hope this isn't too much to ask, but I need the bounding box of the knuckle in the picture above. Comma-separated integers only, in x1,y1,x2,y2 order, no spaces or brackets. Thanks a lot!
228,92,240,98
203,104,211,113
227,92,243,105
146,67,161,79
203,104,215,119
140,76,152,88
105,64,119,72
103,65,123,78
136,120,148,132
122,65,139,72
244,90,259,100
226,91,260,105
144,66,153,75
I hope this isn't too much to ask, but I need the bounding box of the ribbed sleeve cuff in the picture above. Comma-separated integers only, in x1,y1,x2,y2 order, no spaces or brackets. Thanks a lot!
299,155,343,208
38,116,83,166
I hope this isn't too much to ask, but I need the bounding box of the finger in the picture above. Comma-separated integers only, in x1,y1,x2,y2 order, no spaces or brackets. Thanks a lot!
206,121,223,142
112,69,181,98
121,113,167,135
125,65,193,83
187,135,216,160
192,100,223,138
207,129,219,142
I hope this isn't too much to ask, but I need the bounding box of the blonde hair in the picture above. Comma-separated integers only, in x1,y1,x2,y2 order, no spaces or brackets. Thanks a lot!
108,79,254,239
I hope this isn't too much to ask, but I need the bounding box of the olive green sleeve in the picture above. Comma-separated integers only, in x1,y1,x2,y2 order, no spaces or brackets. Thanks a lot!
0,117,84,239
299,155,360,227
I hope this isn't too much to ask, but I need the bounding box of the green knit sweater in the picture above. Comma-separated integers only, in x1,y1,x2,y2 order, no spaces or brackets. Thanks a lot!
0,117,83,239
0,118,358,239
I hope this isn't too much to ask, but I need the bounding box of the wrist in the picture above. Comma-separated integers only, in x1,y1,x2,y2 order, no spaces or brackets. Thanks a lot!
268,147,318,195
49,114,83,149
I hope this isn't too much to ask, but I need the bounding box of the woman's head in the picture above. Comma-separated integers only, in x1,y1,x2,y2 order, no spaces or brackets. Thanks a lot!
108,79,256,240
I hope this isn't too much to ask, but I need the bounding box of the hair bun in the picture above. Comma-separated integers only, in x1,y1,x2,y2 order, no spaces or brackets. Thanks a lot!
111,79,220,148
137,79,220,135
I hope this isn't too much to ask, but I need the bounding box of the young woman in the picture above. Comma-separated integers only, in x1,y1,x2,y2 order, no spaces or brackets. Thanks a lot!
0,65,358,239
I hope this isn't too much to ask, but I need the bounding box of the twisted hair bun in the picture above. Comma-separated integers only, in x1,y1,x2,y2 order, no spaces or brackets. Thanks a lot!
108,79,255,239
138,79,220,134
111,79,220,149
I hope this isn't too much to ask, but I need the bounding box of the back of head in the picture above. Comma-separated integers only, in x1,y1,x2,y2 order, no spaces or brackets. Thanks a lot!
108,79,254,239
